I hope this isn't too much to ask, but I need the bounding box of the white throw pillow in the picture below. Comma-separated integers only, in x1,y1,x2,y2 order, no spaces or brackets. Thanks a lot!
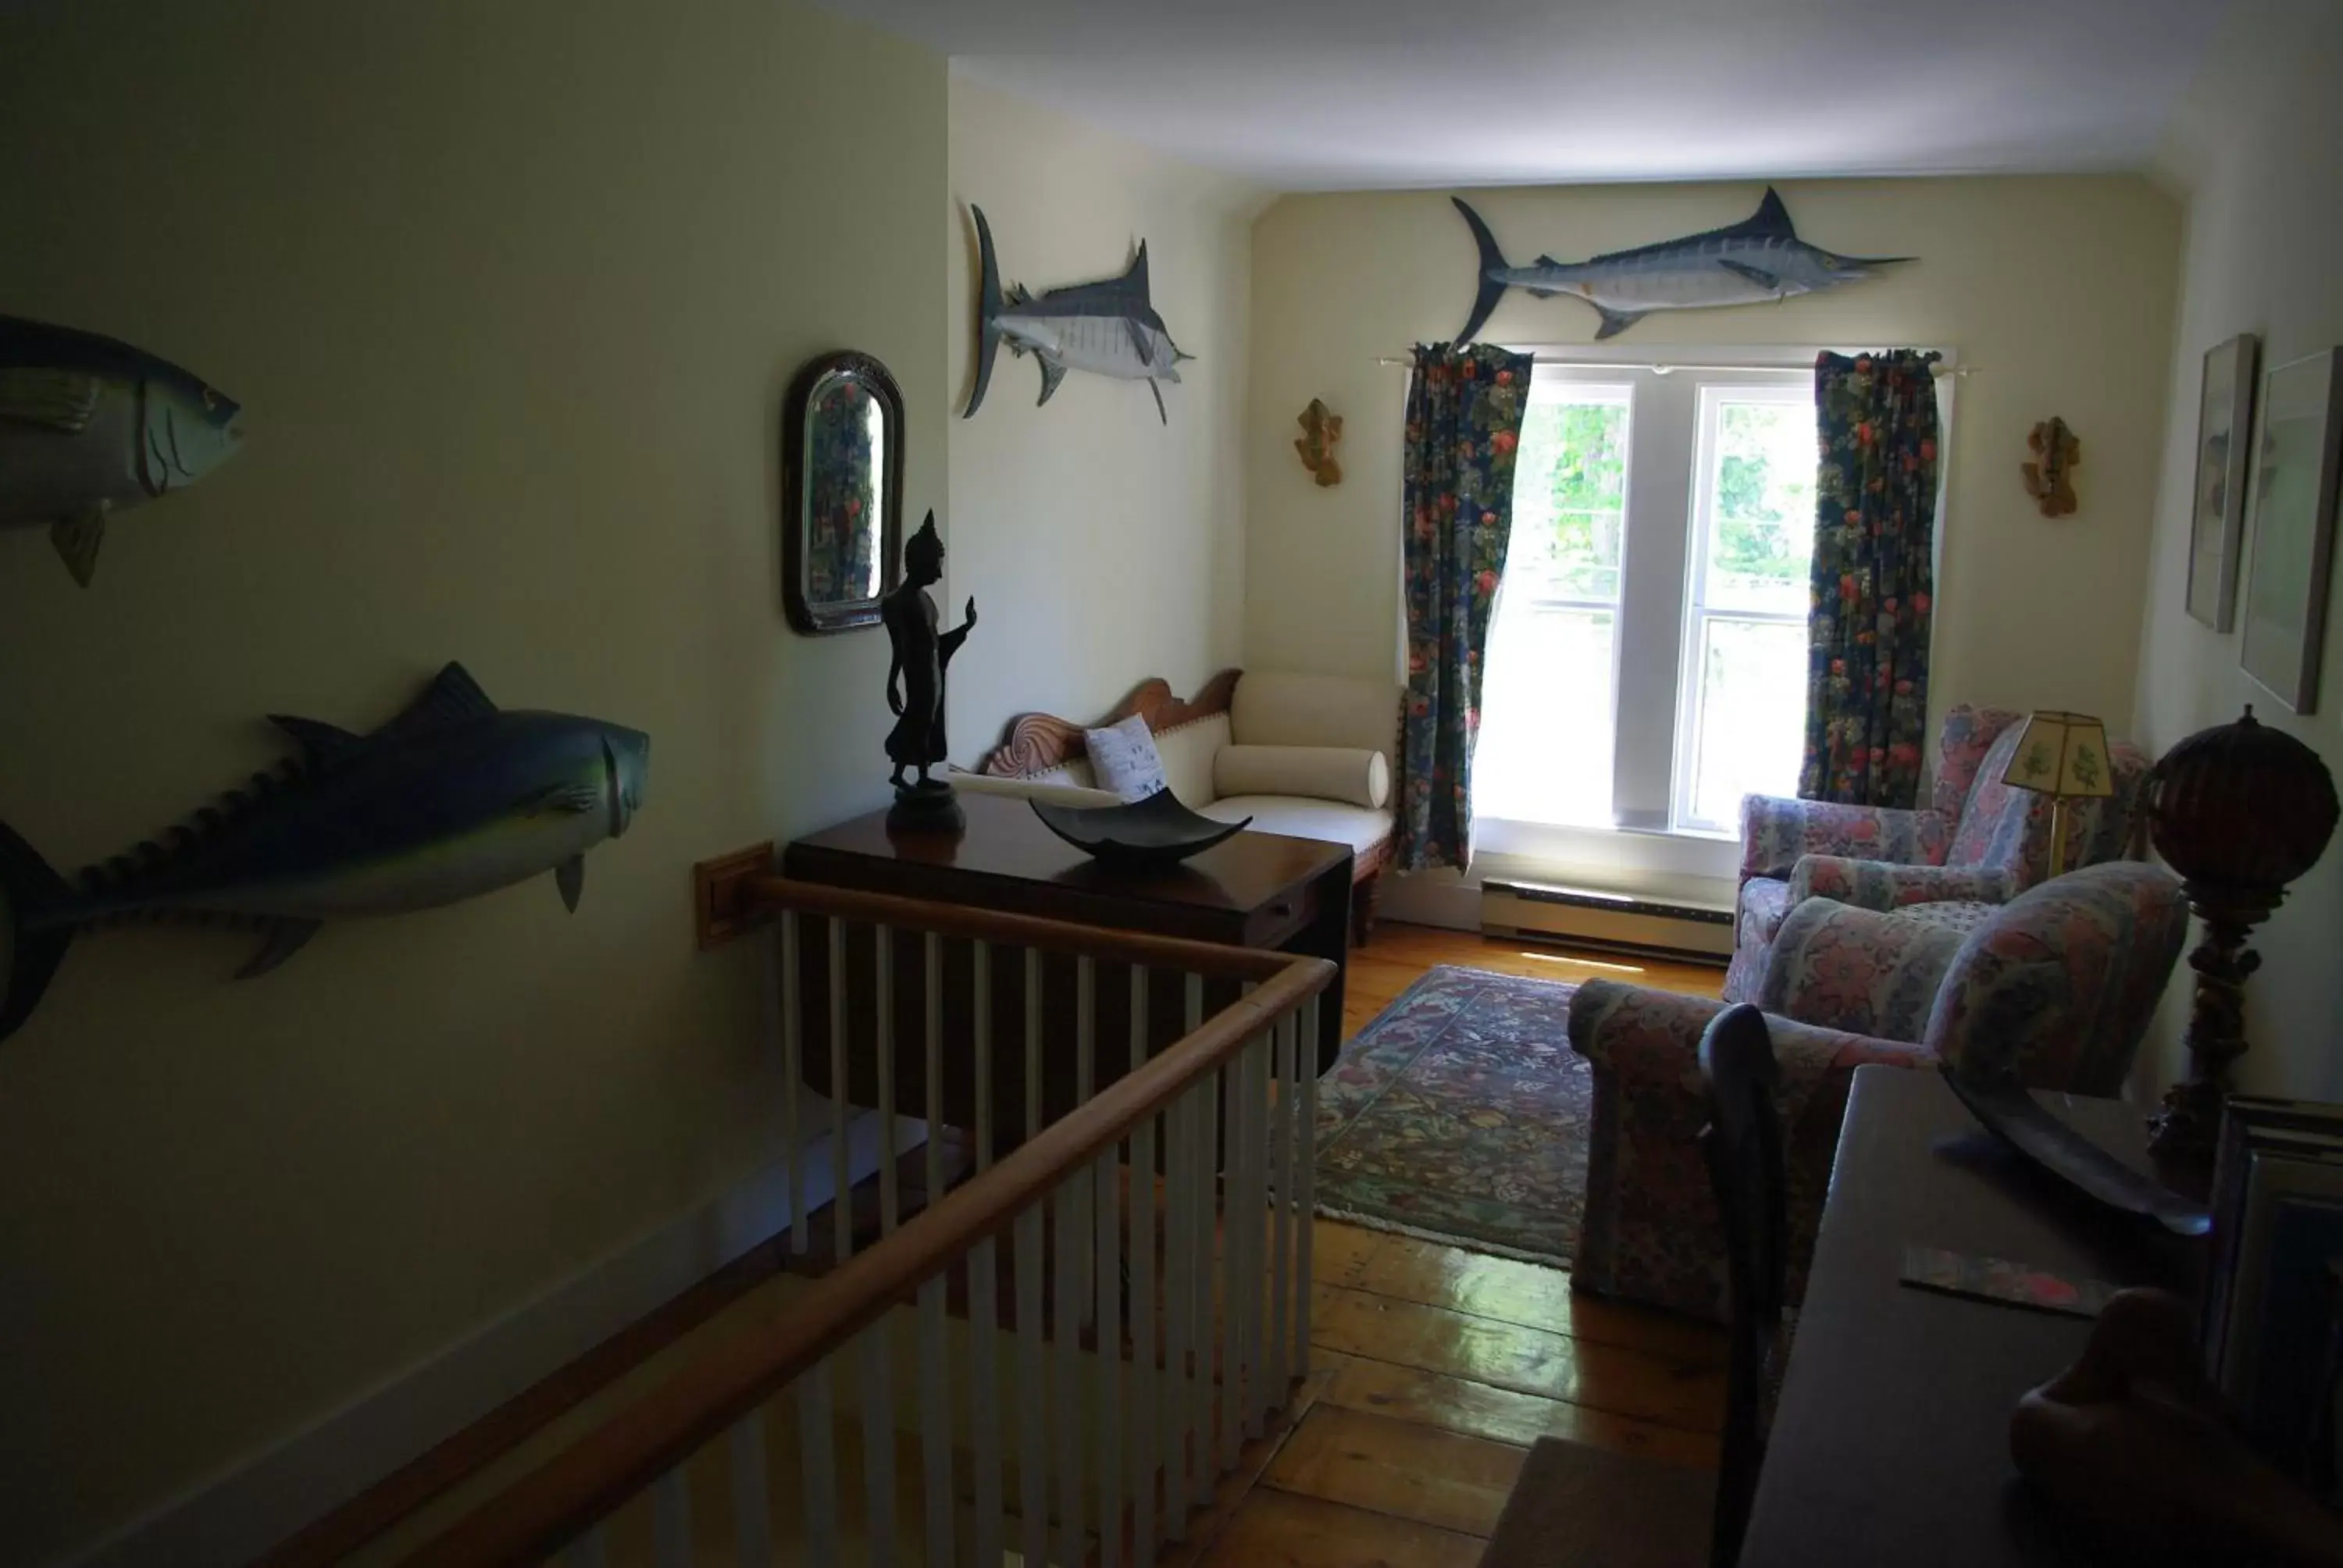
1084,714,1168,802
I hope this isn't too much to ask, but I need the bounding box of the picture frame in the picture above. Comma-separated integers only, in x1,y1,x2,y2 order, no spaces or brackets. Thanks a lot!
2240,347,2343,713
2187,333,2259,630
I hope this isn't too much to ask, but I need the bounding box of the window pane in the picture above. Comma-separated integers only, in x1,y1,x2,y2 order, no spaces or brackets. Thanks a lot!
1704,399,1815,615
1509,387,1629,602
1475,605,1615,827
1685,617,1807,829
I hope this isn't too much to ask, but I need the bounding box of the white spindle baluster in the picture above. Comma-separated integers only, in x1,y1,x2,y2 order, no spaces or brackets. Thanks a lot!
1096,1143,1123,1568
728,1409,774,1568
1161,1074,1190,1536
876,926,898,1235
925,932,945,1201
652,1465,692,1568
863,1329,897,1568
971,941,1004,1568
1015,1205,1047,1568
919,1274,954,1568
1186,982,1213,1500
1243,1030,1270,1438
1269,1010,1294,1402
565,1523,609,1568
1298,993,1319,1377
1220,1050,1243,1468
1075,956,1096,1329
1024,948,1043,1142
829,918,851,1261
1054,1174,1086,1568
1129,968,1157,1553
781,912,806,1254
799,1358,840,1566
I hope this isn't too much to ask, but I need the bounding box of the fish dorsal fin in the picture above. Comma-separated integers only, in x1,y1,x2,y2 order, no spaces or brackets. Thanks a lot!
1534,254,1564,269
1007,282,1033,306
1036,356,1069,406
1125,241,1150,299
1724,187,1796,241
380,661,498,740
269,714,366,767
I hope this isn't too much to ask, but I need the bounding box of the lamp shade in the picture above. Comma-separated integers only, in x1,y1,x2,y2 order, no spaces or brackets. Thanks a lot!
2000,711,2115,799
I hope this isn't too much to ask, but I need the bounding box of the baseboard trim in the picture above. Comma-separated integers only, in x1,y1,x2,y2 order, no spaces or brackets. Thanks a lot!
67,1104,905,1568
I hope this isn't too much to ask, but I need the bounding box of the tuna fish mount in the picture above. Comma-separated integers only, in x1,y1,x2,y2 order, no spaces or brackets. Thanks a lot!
963,205,1193,424
0,662,651,1044
1451,187,1913,344
0,313,245,586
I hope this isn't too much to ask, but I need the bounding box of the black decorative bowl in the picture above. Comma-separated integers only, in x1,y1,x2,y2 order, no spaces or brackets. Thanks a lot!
1029,787,1253,867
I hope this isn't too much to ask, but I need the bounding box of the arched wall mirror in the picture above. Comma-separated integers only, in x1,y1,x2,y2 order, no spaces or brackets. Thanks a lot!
782,350,904,634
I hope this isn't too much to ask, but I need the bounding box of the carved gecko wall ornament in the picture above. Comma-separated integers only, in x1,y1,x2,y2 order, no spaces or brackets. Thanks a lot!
2024,417,2081,517
1295,398,1343,486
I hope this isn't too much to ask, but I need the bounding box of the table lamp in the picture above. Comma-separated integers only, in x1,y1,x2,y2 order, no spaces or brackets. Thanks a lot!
1999,711,2114,878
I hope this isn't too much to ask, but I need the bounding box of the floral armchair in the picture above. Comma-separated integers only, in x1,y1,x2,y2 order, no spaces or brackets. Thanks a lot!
1723,705,2151,1003
1571,861,2188,1323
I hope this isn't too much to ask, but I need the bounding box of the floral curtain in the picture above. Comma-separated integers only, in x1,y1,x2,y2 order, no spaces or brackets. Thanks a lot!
1396,341,1533,871
1800,351,1941,808
807,383,877,603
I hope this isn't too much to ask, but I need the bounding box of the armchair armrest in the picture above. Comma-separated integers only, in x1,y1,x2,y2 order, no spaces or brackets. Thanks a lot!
1739,793,1949,880
1788,856,2024,911
1568,979,1931,1321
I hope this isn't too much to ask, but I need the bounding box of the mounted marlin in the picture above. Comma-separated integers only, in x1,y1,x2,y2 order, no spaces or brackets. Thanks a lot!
0,662,649,1043
963,205,1191,424
1451,187,1912,344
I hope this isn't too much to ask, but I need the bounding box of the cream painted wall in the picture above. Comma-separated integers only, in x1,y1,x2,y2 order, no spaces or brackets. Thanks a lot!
1246,177,2182,739
0,2,943,1560
947,78,1264,753
2132,0,2343,1101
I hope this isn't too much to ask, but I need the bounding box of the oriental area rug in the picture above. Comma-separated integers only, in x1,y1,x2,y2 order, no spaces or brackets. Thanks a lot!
1314,964,1588,1267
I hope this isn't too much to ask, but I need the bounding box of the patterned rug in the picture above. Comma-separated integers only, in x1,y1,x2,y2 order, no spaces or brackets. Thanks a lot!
1316,964,1587,1266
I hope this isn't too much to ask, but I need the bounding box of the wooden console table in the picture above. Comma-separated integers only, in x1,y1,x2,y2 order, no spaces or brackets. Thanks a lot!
780,793,1351,1148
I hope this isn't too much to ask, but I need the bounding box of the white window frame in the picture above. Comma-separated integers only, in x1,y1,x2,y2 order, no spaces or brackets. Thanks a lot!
1670,381,1815,836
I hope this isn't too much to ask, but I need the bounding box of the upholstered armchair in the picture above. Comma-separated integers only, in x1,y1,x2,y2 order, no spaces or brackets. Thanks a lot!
1723,705,2151,1002
1571,861,2188,1322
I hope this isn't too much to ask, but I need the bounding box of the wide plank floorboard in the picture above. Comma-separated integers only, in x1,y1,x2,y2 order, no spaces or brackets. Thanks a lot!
1196,1488,1488,1568
1264,1405,1527,1536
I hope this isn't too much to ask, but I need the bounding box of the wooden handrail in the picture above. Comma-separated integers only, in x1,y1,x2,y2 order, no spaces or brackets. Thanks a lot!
744,873,1303,982
402,953,1335,1567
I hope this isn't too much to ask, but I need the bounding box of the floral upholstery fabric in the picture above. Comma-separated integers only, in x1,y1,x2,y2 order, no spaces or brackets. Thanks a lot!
1899,900,1996,935
1724,704,2149,1005
1723,876,1793,1003
1573,861,2186,1321
1927,861,2190,1094
1756,896,1967,1043
1802,351,1942,809
1395,343,1532,871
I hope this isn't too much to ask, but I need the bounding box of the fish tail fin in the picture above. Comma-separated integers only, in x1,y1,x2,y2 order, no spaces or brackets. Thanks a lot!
0,818,73,1043
1452,198,1511,344
965,205,1004,419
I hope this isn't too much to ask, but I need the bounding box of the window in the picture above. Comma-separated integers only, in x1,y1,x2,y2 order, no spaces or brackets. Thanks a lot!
1477,362,1834,843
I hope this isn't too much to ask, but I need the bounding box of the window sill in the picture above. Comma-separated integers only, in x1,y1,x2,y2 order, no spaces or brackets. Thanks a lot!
1471,814,1740,902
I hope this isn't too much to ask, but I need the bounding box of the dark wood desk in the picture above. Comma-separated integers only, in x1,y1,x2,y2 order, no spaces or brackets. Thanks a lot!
782,793,1351,1146
1741,1065,2199,1567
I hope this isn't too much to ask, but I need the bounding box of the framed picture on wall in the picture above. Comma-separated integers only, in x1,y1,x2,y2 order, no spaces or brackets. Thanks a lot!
2241,347,2343,713
2188,333,2259,630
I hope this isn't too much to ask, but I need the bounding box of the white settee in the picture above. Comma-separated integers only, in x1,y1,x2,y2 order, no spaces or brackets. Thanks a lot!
957,668,1401,942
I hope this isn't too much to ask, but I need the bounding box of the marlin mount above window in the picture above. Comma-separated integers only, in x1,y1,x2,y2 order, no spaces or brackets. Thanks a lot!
1451,187,1914,344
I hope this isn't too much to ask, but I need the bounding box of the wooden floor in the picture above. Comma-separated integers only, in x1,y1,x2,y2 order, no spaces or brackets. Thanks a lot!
1189,921,1728,1567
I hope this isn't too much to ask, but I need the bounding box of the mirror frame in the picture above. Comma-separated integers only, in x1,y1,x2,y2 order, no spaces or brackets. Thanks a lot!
781,350,905,635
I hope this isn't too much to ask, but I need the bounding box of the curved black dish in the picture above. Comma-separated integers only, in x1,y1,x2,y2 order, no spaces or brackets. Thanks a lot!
1940,1064,2211,1237
1029,787,1251,867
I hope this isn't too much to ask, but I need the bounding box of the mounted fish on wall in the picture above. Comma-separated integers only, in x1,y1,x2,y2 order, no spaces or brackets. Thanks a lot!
963,205,1192,424
0,314,244,585
0,663,649,1043
1451,187,1912,343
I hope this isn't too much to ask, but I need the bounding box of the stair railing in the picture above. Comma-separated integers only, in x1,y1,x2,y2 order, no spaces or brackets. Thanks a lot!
395,877,1332,1567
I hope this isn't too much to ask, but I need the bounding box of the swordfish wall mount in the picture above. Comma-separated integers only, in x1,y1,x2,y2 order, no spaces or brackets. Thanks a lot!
962,205,1193,425
0,662,651,1044
1450,186,1914,343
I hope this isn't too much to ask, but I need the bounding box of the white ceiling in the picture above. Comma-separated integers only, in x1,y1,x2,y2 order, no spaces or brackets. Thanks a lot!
817,0,2231,190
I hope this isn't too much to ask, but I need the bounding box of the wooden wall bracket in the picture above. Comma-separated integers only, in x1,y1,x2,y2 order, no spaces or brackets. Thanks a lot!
693,841,776,950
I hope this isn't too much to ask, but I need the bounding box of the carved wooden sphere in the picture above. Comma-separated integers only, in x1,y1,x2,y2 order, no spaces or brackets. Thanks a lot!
2147,706,2338,888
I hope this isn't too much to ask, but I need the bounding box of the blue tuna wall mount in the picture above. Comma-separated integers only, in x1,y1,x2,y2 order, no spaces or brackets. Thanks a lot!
0,662,651,1043
0,314,246,586
963,205,1193,425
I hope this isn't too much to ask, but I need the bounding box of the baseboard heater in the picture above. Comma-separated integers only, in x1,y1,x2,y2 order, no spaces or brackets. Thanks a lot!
1482,878,1735,964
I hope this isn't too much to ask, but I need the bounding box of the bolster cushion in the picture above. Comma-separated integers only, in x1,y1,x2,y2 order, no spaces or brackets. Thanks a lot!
1213,744,1390,809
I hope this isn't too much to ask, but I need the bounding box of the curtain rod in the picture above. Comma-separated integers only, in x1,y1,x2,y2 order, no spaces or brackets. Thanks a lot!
1372,355,1974,376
